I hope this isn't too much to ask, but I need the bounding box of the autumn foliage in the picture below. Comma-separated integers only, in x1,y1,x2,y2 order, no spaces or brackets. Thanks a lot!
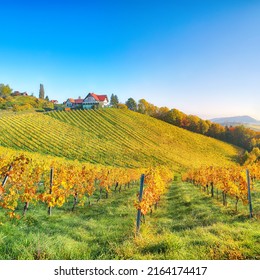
182,164,260,211
134,166,173,215
0,154,142,218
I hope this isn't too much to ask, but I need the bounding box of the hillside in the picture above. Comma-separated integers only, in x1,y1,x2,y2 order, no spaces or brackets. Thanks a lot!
211,115,260,124
247,124,260,132
0,108,240,171
211,115,260,132
0,108,259,261
0,95,54,112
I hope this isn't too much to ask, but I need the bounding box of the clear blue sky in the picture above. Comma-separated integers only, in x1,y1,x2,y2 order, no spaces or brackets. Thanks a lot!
1,0,259,120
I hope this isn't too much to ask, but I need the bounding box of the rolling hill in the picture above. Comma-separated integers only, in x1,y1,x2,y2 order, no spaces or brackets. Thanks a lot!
0,108,240,171
211,115,260,132
211,115,259,124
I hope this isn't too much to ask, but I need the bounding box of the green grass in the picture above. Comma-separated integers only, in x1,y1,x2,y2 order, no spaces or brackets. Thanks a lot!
1,180,259,260
0,184,139,260
120,180,260,260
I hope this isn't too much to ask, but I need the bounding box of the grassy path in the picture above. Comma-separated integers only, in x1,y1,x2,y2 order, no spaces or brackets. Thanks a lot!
118,181,260,259
0,181,259,260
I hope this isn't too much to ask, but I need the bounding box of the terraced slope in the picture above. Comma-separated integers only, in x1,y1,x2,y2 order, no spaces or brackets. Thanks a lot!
0,108,240,171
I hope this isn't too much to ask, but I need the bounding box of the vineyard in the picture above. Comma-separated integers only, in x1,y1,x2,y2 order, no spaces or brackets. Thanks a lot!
0,108,259,260
182,164,260,215
0,157,259,259
0,108,239,170
0,149,173,220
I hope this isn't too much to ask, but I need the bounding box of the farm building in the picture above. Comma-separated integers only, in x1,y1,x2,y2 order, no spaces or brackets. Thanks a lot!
64,93,109,109
82,93,109,109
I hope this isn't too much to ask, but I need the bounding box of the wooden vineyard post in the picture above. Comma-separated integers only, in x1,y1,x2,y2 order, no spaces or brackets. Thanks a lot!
136,174,145,235
48,167,54,216
1,165,13,188
246,169,253,218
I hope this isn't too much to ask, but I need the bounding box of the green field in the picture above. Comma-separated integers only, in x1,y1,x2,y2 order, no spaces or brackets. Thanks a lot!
0,179,259,260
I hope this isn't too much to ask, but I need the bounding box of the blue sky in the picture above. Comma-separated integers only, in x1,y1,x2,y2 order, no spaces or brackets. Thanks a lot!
0,0,259,120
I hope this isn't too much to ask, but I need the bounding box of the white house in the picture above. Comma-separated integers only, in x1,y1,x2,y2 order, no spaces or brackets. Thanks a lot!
82,93,109,109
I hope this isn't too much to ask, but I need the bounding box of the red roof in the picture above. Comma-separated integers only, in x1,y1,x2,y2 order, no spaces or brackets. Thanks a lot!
66,98,83,104
74,99,84,104
88,93,108,102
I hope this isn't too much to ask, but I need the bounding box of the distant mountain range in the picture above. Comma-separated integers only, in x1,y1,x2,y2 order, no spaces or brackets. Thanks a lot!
211,115,260,125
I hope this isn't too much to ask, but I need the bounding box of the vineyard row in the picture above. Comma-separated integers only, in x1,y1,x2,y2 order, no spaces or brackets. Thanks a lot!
0,153,173,220
182,164,260,214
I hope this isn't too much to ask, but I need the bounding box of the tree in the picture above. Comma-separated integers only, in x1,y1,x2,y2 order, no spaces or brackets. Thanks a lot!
110,94,119,107
45,95,49,101
243,147,260,165
165,109,185,127
0,84,12,97
207,123,225,138
39,84,45,99
125,98,137,111
137,99,158,116
198,119,210,135
187,115,200,132
156,106,169,120
138,99,149,114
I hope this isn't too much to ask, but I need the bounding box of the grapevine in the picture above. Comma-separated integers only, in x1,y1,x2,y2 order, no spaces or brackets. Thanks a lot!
182,164,260,212
0,150,144,218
